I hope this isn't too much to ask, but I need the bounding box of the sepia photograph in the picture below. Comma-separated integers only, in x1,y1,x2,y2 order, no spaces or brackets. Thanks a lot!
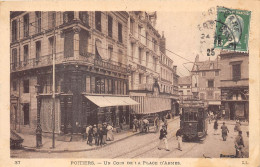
1,1,259,167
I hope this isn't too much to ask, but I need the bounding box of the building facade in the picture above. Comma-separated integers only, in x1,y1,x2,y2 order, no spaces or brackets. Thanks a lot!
219,51,249,120
178,76,192,102
10,11,138,134
127,11,178,118
191,57,221,113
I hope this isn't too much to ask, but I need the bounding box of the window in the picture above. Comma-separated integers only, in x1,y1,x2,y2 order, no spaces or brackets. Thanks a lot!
13,81,17,91
138,48,142,64
208,80,214,88
63,11,74,23
48,12,56,29
95,11,101,31
130,19,134,34
118,22,122,43
48,37,54,54
146,76,149,84
23,45,29,65
12,49,17,69
139,74,142,84
232,64,241,80
187,90,190,92
187,86,190,88
23,14,29,37
153,57,156,71
35,11,41,33
215,93,220,100
108,47,113,61
215,71,219,76
153,39,157,52
23,79,29,93
202,71,206,76
108,15,113,38
146,52,149,66
36,41,41,62
79,12,89,26
12,20,17,42
138,25,141,40
146,32,149,46
118,50,123,66
207,91,213,99
131,43,134,60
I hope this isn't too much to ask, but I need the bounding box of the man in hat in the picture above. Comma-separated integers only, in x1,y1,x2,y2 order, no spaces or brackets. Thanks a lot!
102,122,108,145
176,128,183,151
92,124,98,145
158,125,170,151
234,131,245,158
133,116,138,132
221,122,229,141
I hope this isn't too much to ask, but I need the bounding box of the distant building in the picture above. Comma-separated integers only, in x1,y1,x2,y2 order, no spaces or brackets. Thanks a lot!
127,11,178,118
191,56,221,113
219,51,249,120
178,76,192,102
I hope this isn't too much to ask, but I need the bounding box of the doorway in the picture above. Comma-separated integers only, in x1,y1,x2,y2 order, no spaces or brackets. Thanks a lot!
23,103,29,125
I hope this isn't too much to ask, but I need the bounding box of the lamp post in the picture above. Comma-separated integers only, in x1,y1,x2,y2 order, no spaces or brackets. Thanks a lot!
35,84,42,148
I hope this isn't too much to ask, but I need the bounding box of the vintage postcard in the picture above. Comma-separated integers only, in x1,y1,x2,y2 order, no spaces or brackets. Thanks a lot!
0,0,259,167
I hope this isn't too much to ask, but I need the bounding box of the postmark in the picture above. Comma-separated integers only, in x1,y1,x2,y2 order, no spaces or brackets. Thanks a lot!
214,7,251,52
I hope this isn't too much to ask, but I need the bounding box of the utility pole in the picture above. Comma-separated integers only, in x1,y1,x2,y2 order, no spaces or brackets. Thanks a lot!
52,27,56,149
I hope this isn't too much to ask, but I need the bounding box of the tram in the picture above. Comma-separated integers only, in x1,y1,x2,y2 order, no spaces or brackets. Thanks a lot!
180,100,208,141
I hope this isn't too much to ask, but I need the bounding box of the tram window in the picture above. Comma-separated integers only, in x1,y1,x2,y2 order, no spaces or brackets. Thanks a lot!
184,112,189,121
189,112,194,121
194,113,198,120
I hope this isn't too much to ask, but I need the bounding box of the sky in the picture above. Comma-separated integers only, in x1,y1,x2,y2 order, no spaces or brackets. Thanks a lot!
156,10,220,77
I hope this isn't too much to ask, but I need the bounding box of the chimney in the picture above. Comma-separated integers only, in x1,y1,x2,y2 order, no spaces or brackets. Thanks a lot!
160,31,166,54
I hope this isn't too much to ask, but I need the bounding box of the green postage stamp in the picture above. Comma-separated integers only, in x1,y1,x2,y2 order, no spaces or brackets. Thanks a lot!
214,7,251,52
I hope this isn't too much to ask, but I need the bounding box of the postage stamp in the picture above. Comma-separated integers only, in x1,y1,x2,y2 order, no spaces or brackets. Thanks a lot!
214,7,251,52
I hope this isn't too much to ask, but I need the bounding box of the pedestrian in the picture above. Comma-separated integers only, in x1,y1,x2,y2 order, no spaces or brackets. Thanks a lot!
88,125,93,146
98,127,103,146
85,125,90,144
222,110,226,119
221,122,229,141
106,123,114,141
102,123,108,145
234,131,245,158
133,116,138,132
234,120,241,132
176,128,183,151
163,116,168,130
139,118,144,133
143,118,149,133
158,125,170,151
92,124,98,145
214,119,218,135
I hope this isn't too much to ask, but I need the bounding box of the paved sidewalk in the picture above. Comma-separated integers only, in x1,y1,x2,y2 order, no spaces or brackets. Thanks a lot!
18,116,179,153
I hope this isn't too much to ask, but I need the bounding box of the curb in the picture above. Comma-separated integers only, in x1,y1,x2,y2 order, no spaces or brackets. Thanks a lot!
22,131,140,153
22,116,180,153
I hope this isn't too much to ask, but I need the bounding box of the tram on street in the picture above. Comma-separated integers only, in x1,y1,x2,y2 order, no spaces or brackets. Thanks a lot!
180,100,208,141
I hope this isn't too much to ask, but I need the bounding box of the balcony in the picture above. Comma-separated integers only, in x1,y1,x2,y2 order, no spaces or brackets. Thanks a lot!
11,52,130,75
220,78,249,88
137,83,153,91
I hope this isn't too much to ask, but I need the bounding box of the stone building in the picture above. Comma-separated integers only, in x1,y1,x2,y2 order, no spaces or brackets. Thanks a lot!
190,56,222,113
218,51,249,120
127,11,178,118
178,76,192,102
10,11,138,134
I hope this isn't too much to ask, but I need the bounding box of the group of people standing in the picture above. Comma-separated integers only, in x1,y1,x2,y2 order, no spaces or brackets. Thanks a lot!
85,122,114,146
213,119,246,158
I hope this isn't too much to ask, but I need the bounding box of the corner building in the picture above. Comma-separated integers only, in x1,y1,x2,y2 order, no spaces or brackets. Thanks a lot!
10,11,138,134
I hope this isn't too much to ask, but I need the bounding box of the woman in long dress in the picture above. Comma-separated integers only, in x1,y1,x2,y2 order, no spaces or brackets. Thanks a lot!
106,124,114,141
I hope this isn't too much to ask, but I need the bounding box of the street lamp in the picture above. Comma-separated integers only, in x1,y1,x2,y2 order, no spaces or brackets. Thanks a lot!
35,84,42,148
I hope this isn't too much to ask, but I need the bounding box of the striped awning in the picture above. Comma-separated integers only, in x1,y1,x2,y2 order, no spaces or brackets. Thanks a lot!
84,95,139,108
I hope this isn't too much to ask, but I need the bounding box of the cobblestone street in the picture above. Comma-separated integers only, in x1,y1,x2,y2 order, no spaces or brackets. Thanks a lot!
11,118,248,158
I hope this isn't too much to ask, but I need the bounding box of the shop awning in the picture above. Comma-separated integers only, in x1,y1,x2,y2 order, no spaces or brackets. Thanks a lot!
84,95,139,108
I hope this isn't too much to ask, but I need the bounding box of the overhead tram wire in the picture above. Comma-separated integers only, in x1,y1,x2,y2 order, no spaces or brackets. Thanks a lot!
14,13,192,75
